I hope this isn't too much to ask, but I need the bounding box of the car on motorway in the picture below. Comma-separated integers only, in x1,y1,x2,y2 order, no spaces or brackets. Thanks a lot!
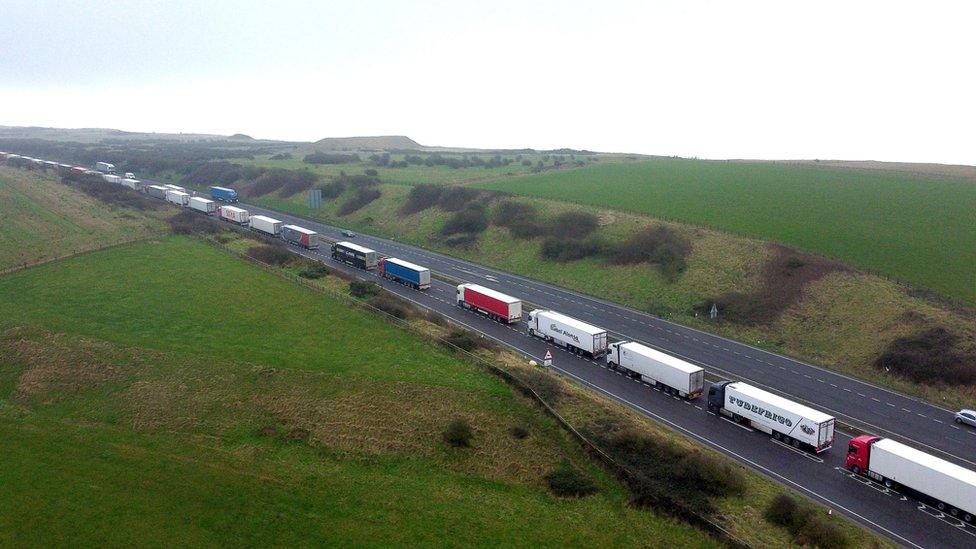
955,409,976,427
341,229,357,237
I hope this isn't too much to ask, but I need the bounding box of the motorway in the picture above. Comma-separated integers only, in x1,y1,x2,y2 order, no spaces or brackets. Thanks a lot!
227,199,976,548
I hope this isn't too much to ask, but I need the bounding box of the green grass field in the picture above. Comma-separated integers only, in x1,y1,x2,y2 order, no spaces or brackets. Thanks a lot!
473,159,976,304
0,167,162,269
0,236,714,546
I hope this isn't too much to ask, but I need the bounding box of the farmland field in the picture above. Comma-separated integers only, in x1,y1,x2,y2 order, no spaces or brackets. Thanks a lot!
0,236,714,546
0,166,163,269
473,159,976,304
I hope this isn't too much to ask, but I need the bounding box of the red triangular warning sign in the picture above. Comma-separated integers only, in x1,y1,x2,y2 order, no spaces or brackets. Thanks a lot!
544,350,552,360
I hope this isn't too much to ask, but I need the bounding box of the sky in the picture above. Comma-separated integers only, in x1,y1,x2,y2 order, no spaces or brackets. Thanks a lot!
1,0,973,164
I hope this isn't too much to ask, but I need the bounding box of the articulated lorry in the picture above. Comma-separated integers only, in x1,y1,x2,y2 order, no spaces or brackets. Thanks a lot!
708,381,835,452
165,190,190,207
378,257,431,289
210,186,238,202
607,341,704,398
527,309,608,357
456,283,522,323
332,241,377,269
250,215,283,237
218,205,249,224
846,435,976,522
282,225,319,249
189,196,216,214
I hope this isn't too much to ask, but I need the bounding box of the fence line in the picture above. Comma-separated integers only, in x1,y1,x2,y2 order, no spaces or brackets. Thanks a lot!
0,235,156,277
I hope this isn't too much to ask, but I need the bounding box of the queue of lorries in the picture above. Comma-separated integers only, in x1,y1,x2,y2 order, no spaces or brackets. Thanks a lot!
4,149,976,524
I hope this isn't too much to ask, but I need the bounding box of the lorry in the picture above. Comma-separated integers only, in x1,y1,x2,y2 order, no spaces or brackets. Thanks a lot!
607,341,704,398
102,174,121,185
332,241,377,269
250,215,283,237
707,381,835,453
218,205,250,224
282,224,319,249
124,172,135,179
163,184,186,192
165,190,190,207
147,185,168,199
210,186,238,202
527,309,608,357
846,435,976,521
94,161,115,174
456,283,522,323
121,178,141,190
189,196,216,214
378,257,431,290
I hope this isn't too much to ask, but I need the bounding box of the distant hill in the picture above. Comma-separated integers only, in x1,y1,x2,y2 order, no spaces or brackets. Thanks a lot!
308,135,422,151
0,126,288,144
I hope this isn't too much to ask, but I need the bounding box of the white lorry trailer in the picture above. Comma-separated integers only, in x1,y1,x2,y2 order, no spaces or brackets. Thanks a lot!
607,341,704,398
707,381,835,452
527,309,608,357
94,161,115,174
218,205,250,224
846,435,976,521
188,196,216,214
249,215,283,237
165,190,190,206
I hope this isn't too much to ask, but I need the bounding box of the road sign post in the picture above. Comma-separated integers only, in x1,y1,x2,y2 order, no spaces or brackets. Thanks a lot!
543,349,553,368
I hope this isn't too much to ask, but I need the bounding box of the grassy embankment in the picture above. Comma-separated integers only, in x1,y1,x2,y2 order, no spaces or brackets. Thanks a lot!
0,233,888,547
243,180,976,409
0,236,718,547
0,166,167,269
471,158,976,305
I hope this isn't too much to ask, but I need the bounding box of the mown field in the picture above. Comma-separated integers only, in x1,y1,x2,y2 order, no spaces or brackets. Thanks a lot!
0,166,164,269
0,236,715,546
244,182,976,408
236,151,624,188
471,159,976,304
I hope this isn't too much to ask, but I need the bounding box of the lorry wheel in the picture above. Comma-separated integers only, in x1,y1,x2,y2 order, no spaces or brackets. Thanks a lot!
883,479,895,489
950,508,960,517
850,465,861,475
964,513,972,523
772,432,781,440
791,439,801,449
782,436,791,445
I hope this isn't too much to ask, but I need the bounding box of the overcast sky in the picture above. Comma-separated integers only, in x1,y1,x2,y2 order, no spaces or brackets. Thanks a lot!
1,1,973,163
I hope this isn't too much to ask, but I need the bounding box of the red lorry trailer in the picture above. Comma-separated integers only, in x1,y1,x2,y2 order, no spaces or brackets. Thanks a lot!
846,435,976,521
456,283,522,323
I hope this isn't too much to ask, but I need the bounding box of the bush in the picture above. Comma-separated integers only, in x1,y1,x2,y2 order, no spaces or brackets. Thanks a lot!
443,233,480,248
509,425,530,439
493,201,547,239
337,187,382,215
443,418,473,448
368,293,415,320
68,176,163,211
423,310,449,326
550,211,599,239
349,280,380,298
246,244,294,266
438,186,480,212
609,225,690,281
592,427,745,515
364,168,378,177
442,328,490,352
319,180,346,199
400,184,442,215
765,494,849,549
298,264,331,279
874,327,976,385
545,466,599,498
441,205,488,235
167,209,221,234
540,236,605,262
269,153,293,160
304,152,360,164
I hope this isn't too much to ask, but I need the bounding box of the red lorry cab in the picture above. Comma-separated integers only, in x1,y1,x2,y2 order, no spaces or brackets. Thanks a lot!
845,434,882,472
